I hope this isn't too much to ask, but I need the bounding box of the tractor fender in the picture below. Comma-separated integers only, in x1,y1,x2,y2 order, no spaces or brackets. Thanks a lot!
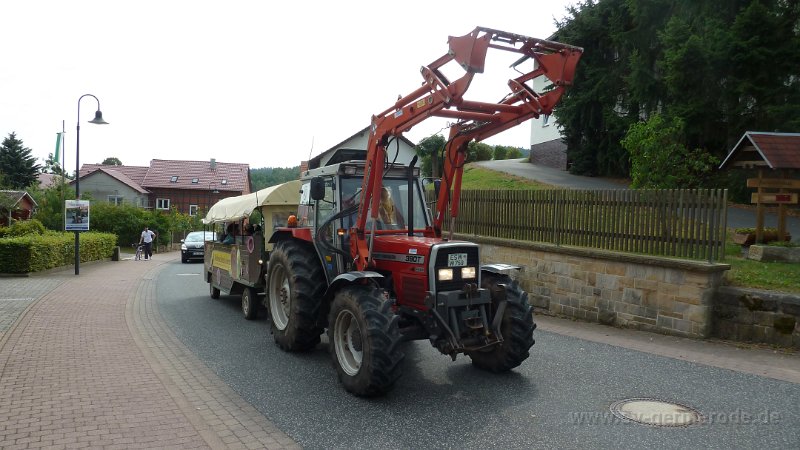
323,271,384,302
480,263,521,276
269,228,313,244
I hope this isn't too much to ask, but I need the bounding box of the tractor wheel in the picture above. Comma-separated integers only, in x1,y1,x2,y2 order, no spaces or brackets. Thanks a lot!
266,240,325,351
328,285,404,397
209,279,220,300
242,286,259,320
467,274,536,372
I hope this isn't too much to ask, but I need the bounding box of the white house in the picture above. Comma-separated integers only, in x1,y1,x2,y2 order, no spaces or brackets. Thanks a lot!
76,167,150,207
303,126,417,172
529,58,569,170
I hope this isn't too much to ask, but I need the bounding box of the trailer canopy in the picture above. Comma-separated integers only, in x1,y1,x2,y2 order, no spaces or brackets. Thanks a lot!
202,180,301,224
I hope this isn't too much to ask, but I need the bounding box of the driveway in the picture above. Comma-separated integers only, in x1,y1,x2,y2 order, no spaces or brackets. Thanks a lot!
476,158,800,241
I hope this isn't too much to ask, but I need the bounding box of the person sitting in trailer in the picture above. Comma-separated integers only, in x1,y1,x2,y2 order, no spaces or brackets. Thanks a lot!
222,223,237,244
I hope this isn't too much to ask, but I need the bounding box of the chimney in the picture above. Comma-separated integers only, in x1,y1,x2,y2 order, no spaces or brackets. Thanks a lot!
210,158,216,171
299,161,309,179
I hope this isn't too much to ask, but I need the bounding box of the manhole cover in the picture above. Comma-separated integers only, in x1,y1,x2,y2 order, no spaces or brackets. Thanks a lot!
610,398,703,427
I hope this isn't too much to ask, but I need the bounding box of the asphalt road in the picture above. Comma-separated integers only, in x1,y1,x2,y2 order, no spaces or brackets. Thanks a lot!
157,261,799,449
477,159,800,241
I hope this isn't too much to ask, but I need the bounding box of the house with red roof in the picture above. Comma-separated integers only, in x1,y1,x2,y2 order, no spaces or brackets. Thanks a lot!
73,159,251,217
0,190,38,226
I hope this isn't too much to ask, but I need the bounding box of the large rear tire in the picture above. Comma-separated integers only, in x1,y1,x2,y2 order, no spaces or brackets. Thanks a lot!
467,274,535,372
328,285,404,397
266,240,325,351
242,286,259,320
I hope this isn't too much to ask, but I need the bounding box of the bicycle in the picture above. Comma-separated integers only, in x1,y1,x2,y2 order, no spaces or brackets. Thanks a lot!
132,243,145,261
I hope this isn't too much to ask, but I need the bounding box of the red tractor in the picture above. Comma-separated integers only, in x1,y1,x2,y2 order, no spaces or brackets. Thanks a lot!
266,27,582,396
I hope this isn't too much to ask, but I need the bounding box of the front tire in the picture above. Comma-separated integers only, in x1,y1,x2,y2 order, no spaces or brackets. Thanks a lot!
266,241,326,351
209,279,220,300
242,286,259,320
328,285,404,397
467,274,535,372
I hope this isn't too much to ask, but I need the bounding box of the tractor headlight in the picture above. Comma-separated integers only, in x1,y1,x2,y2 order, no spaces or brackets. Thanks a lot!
438,268,453,281
461,267,476,279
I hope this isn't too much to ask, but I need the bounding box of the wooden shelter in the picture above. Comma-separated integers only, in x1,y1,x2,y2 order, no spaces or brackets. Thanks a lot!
0,190,38,226
719,132,800,242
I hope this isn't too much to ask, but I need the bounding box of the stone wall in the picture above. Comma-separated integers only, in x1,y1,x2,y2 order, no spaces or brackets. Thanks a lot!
529,139,568,170
713,286,800,348
459,234,730,339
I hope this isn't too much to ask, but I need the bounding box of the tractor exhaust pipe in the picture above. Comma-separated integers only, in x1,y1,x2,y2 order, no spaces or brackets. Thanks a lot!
407,156,418,237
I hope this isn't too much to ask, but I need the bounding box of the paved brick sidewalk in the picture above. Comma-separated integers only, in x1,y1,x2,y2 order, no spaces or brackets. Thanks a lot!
0,254,298,449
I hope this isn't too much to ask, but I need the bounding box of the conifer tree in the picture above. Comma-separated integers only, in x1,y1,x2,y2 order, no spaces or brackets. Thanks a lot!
0,132,41,189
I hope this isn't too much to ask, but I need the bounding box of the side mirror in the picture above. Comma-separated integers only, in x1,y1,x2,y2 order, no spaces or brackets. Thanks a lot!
310,176,325,201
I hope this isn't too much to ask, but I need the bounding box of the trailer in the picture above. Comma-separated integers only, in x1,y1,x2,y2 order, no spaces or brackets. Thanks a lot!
202,180,300,319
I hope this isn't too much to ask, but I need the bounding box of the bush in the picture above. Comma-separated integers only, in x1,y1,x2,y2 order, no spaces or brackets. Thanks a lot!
7,219,46,237
493,146,509,160
90,203,152,246
469,142,493,161
0,231,116,273
621,114,719,189
507,148,523,159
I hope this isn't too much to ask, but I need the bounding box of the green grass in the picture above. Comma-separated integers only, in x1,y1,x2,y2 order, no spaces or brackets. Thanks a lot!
460,165,552,190
722,239,800,294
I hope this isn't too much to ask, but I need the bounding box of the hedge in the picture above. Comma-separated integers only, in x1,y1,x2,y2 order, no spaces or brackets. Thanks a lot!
0,231,117,274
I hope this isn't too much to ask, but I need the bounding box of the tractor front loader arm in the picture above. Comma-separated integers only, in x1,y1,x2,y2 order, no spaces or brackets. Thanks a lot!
350,27,583,270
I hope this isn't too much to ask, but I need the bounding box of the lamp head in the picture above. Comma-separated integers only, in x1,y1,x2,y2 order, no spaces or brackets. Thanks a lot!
89,110,108,125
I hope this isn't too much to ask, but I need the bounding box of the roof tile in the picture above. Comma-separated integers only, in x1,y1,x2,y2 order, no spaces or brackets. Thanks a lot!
77,160,251,194
142,159,250,192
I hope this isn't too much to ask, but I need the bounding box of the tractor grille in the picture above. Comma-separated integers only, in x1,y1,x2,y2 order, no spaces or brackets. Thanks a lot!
401,276,426,305
433,245,480,292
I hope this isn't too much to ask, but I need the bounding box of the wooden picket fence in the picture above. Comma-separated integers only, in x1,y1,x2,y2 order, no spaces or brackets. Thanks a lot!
430,189,728,262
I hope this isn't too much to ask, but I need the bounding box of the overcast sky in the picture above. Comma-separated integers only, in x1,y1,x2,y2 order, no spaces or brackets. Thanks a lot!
1,0,577,171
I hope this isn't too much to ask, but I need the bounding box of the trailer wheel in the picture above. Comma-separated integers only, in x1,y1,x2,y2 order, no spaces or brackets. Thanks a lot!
266,241,325,351
328,285,404,397
242,286,259,320
209,279,220,300
467,274,536,372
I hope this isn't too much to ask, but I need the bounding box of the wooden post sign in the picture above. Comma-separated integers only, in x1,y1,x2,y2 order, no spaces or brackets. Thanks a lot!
749,193,799,204
746,176,798,242
746,178,800,189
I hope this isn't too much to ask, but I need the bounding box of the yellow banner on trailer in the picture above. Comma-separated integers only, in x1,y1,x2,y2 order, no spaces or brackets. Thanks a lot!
211,249,232,272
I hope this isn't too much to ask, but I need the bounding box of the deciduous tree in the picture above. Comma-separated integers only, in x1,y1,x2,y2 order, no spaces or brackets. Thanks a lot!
415,134,446,177
101,157,122,166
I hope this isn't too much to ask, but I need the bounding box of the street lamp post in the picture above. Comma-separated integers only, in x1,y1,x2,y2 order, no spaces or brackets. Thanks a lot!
74,94,109,275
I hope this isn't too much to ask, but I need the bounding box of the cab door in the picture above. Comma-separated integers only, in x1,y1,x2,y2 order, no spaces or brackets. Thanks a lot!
314,176,343,282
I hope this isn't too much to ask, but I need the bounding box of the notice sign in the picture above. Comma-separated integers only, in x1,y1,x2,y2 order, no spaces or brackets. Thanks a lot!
65,200,90,231
750,193,799,204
